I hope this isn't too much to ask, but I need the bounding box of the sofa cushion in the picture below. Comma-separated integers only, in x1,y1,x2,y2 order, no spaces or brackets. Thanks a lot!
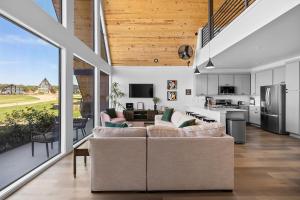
105,122,128,128
183,122,226,137
161,108,174,122
93,127,147,137
170,111,183,124
147,125,184,137
178,119,196,128
106,108,117,118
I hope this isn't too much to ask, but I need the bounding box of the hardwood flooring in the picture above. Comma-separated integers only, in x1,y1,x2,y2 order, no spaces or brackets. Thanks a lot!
7,126,300,200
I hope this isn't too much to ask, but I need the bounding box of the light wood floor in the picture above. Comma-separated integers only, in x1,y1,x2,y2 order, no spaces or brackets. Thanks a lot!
7,126,300,200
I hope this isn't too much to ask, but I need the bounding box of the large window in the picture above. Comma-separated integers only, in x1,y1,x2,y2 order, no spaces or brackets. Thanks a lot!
73,57,94,144
74,0,94,50
0,17,61,190
100,71,109,112
35,0,62,23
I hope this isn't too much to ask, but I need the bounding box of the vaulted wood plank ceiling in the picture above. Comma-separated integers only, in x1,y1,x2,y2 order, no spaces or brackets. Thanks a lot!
103,0,223,66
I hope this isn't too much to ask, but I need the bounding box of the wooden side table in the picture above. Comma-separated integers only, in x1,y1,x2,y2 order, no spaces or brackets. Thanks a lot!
73,141,89,178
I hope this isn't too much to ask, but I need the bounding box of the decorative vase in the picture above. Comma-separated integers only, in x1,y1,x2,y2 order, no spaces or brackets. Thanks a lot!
154,104,157,110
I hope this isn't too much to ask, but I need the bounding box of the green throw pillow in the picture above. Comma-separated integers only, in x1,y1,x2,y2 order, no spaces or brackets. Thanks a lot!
161,108,174,122
105,122,128,128
106,108,117,118
179,119,196,128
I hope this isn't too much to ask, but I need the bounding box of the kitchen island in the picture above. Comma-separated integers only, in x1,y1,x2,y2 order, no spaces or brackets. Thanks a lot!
187,106,247,127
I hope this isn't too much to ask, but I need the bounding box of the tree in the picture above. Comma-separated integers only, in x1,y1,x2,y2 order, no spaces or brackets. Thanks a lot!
108,82,125,110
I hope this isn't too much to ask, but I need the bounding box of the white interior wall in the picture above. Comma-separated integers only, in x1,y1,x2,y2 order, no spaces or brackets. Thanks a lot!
112,67,253,111
112,67,194,111
195,0,300,67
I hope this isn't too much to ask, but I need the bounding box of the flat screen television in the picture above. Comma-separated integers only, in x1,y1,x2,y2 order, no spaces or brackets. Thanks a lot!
129,84,154,98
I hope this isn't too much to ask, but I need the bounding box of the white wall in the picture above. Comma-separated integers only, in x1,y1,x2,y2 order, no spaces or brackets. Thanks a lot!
112,67,194,111
195,0,300,67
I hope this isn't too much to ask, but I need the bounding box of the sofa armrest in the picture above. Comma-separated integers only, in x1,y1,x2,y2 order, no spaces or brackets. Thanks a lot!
89,137,146,191
100,112,111,126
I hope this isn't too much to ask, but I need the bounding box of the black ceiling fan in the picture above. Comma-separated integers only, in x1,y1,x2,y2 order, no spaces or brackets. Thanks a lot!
178,45,193,60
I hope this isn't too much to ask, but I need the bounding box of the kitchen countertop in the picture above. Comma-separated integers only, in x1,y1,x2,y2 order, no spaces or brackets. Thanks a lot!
187,106,248,125
195,107,248,113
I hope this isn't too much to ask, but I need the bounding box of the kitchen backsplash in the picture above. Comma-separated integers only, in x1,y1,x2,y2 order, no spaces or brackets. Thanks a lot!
193,95,250,108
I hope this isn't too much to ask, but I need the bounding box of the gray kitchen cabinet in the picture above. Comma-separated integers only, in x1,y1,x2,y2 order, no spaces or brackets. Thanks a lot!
251,73,256,95
286,91,299,134
195,74,208,96
286,62,300,91
273,66,285,85
249,106,260,125
219,74,234,86
207,74,219,95
285,61,300,136
255,70,272,96
234,74,250,95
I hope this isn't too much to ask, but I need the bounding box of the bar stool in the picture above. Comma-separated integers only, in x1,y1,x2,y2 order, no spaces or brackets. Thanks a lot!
195,114,205,120
203,118,216,123
186,111,193,116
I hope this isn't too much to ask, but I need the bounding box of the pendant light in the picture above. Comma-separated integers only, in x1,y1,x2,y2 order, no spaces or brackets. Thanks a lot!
205,0,215,69
194,66,201,74
205,57,215,69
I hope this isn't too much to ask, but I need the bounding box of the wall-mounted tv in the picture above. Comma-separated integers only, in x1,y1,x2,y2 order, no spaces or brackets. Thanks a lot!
129,84,154,98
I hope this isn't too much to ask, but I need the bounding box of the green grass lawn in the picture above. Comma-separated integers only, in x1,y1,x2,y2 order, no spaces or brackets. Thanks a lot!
0,95,39,105
0,96,82,122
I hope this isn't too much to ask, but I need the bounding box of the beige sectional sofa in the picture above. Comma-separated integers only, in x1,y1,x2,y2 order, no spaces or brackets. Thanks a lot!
89,111,234,192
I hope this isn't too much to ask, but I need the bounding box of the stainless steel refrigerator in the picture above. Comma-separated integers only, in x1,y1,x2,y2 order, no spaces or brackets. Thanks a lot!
260,84,286,134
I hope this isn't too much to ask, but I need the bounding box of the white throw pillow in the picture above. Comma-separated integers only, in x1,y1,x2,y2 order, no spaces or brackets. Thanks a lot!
171,111,184,125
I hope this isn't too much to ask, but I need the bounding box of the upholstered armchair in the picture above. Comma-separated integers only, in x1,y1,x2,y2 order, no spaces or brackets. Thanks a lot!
100,111,126,126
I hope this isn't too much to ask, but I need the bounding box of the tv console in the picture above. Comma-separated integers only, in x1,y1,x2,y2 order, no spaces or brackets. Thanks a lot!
123,110,159,121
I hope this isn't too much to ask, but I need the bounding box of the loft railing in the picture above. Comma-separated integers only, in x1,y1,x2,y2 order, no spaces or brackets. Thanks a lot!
201,0,256,47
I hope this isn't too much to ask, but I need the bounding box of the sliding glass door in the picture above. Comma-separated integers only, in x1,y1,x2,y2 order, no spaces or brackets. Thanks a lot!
0,16,61,190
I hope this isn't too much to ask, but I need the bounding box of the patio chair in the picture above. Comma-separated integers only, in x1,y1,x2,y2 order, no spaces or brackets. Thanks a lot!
31,123,60,158
73,118,88,141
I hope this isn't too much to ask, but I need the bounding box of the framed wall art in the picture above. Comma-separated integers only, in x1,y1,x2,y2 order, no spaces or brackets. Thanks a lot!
167,80,177,90
167,91,177,101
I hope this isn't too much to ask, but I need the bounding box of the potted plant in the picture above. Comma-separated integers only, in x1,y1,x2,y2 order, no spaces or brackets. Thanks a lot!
108,82,126,110
153,97,160,110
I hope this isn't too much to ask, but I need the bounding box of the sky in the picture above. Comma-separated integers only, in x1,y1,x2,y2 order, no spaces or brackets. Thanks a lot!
0,0,59,86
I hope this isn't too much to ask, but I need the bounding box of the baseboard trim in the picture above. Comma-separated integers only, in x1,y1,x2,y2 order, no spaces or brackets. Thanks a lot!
289,133,300,139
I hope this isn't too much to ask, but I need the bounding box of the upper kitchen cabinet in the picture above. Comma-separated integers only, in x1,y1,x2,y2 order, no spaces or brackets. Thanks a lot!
273,66,285,85
219,74,234,86
195,74,208,96
251,73,256,95
207,74,219,95
255,70,272,95
234,74,250,95
285,62,300,91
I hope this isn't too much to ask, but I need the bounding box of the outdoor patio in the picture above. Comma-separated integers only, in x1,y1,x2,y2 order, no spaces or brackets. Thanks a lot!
0,119,93,190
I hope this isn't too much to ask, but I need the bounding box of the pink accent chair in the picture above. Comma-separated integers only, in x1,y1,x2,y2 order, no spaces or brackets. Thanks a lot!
100,111,126,126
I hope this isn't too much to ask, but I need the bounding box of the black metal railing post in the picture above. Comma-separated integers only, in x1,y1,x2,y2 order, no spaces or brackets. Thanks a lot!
208,0,214,41
244,0,249,8
201,0,256,48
